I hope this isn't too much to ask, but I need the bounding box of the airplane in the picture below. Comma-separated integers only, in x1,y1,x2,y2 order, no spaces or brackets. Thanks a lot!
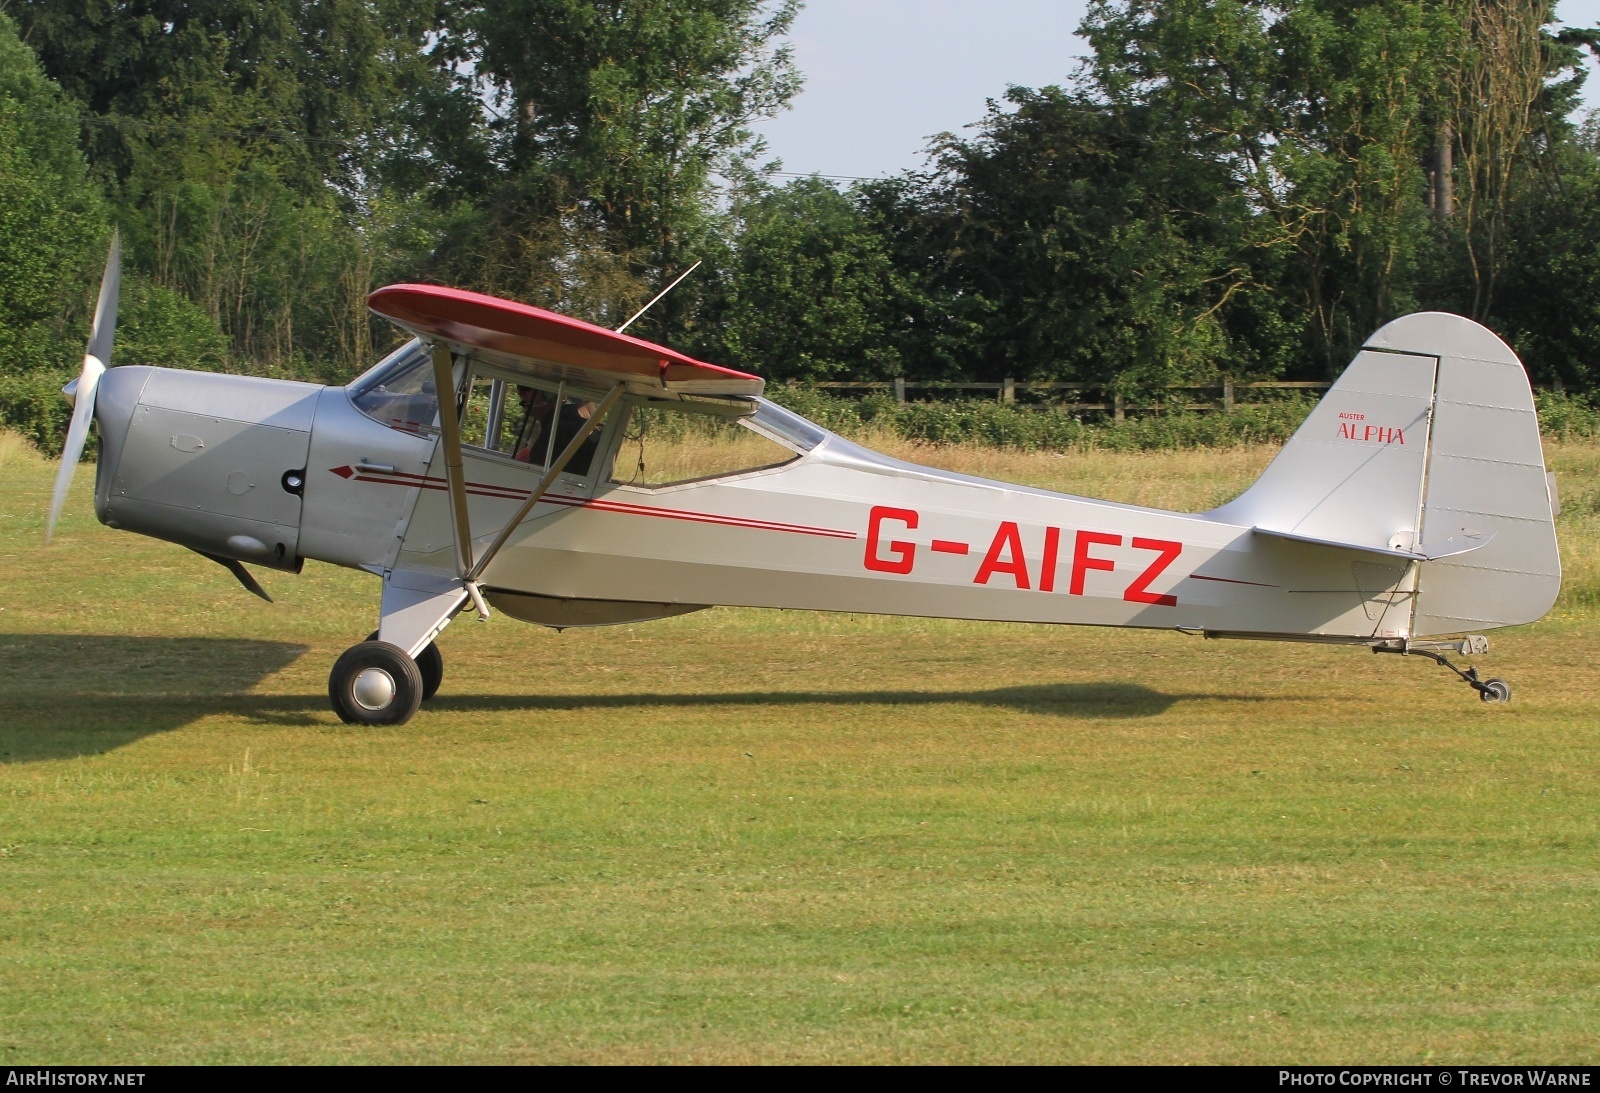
46,236,1561,725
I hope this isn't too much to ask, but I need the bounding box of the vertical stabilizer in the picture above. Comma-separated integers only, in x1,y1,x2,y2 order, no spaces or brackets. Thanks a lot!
1207,348,1436,553
1208,312,1558,636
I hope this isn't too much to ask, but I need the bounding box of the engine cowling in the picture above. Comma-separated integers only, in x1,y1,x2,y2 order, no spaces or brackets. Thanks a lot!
93,367,321,571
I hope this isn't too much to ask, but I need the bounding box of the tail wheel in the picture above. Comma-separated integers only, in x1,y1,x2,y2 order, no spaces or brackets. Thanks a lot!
330,641,422,725
365,631,443,701
1479,678,1512,704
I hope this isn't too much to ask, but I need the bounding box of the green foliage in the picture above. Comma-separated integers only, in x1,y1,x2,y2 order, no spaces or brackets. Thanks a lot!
0,369,76,455
1533,390,1600,441
767,388,1320,451
1490,140,1600,392
12,0,461,376
766,387,1595,453
7,0,1600,418
0,12,108,373
117,276,232,372
457,0,802,333
906,84,1286,388
709,177,912,381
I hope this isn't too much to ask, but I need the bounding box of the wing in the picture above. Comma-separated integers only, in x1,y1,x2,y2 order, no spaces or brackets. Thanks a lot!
368,284,763,398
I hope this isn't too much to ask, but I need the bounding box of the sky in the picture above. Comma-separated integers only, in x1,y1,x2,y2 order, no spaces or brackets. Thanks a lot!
751,0,1600,182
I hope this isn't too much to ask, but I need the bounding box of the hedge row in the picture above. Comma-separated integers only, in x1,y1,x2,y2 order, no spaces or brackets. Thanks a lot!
7,370,1600,460
0,368,75,456
766,388,1323,450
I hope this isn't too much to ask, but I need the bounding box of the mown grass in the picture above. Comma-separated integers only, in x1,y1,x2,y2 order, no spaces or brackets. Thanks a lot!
2,431,1598,1063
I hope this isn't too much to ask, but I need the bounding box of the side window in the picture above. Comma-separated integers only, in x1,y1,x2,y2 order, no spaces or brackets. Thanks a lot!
612,403,799,487
501,382,605,478
459,374,521,453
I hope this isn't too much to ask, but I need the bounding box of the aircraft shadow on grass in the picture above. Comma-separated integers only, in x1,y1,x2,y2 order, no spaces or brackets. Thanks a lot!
426,685,1266,719
0,633,309,763
0,633,1265,763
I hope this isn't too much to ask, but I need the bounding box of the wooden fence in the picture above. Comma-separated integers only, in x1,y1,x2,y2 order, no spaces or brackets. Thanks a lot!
803,379,1332,420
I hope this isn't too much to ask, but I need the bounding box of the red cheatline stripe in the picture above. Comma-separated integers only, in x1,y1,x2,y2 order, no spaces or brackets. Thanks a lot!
930,540,970,555
328,467,857,540
576,496,856,538
1190,573,1278,588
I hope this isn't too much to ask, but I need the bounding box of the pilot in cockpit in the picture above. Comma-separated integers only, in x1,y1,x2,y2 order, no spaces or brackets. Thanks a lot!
513,385,599,474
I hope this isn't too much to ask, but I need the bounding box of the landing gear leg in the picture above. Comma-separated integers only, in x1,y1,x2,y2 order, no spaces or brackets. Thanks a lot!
1372,636,1510,703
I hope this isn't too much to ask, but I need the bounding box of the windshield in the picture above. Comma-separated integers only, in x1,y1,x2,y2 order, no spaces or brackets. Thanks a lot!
348,339,438,434
745,398,827,452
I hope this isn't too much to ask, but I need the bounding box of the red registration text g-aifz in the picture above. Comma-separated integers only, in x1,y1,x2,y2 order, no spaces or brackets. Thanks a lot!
865,505,1183,606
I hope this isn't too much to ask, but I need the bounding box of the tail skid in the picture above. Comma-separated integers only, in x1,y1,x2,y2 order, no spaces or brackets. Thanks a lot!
1207,312,1560,638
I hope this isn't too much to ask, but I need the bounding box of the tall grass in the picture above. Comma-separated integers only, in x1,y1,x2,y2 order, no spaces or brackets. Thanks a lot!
0,427,47,470
769,387,1320,451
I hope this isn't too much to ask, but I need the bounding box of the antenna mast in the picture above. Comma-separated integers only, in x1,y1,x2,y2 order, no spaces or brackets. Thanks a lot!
615,260,703,334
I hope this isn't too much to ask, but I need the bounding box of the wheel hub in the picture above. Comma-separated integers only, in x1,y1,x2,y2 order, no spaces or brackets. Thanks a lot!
352,667,397,711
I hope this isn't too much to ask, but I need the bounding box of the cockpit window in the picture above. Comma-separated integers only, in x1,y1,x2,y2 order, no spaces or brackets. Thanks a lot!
612,399,806,487
349,339,438,434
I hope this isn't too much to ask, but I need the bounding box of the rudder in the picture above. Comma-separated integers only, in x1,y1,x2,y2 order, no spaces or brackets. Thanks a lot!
1368,313,1559,635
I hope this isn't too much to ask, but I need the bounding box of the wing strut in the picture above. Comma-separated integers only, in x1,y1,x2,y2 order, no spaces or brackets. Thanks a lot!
466,383,626,585
429,342,475,577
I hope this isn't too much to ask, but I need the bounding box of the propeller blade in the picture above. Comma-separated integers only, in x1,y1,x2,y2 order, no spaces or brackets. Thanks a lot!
87,230,120,372
46,231,120,544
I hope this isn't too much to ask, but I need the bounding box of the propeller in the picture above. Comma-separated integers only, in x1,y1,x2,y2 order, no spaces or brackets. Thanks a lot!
47,230,120,543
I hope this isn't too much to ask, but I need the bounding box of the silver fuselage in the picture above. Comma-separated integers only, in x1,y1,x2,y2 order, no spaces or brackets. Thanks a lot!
88,312,1562,644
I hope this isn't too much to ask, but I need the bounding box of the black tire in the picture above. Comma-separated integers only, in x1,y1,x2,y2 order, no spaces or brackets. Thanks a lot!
329,641,423,725
416,642,443,702
366,631,443,701
1479,678,1511,704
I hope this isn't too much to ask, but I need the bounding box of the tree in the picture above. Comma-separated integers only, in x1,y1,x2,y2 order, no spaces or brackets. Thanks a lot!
0,11,107,372
907,84,1292,389
455,0,802,334
12,0,467,376
1075,0,1595,375
707,176,912,382
1487,123,1600,392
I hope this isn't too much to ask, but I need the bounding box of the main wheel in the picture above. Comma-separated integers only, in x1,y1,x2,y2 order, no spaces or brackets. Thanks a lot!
416,642,443,701
329,641,423,725
366,631,443,701
1479,678,1511,704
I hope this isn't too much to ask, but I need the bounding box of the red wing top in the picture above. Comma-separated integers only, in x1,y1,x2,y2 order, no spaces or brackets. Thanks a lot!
368,283,764,397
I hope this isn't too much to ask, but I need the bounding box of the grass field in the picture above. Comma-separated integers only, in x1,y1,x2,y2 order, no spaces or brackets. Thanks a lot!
2,432,1598,1063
